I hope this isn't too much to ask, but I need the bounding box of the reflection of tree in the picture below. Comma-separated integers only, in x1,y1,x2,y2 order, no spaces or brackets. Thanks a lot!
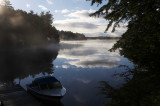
98,37,160,105
99,66,160,106
0,46,59,84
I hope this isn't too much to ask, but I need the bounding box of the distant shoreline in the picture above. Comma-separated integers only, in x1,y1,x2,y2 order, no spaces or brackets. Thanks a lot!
60,37,120,41
86,37,120,40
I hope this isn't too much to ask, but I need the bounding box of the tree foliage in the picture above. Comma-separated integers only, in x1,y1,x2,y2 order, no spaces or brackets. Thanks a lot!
0,0,59,47
58,30,86,40
89,0,160,70
90,0,160,32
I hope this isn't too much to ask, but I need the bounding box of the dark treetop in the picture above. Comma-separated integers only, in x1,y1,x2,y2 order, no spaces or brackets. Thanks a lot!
0,0,59,47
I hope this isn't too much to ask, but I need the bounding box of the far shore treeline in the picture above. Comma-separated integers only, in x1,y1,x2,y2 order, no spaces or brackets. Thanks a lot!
58,30,119,40
58,30,86,40
0,0,59,47
86,36,120,40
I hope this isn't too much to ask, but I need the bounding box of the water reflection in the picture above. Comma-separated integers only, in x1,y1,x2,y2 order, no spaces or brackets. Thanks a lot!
53,40,132,106
98,65,160,106
97,34,160,105
57,40,121,69
0,40,133,106
0,45,59,85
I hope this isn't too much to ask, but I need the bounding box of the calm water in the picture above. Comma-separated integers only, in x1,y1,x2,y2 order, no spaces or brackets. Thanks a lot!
0,40,133,106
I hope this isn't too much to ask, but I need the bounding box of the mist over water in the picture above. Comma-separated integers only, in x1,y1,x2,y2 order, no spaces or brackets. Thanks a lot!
0,45,59,85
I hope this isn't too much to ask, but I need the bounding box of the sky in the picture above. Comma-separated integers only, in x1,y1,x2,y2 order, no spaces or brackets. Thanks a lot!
7,0,127,37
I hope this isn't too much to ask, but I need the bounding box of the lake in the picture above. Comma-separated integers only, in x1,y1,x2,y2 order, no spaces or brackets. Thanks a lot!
0,40,133,106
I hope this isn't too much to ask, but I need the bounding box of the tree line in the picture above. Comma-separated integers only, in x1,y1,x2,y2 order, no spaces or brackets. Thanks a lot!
0,0,59,47
86,36,120,40
58,30,86,40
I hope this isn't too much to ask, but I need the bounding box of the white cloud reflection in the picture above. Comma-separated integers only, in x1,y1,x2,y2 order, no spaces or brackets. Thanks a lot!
62,65,69,69
76,78,91,84
57,40,120,68
69,57,120,68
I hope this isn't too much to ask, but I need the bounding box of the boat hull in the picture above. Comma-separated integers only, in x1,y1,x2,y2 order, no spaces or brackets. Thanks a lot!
27,85,63,101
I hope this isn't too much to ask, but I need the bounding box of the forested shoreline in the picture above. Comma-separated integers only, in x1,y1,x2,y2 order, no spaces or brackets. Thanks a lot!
58,30,86,40
86,37,120,40
0,0,59,48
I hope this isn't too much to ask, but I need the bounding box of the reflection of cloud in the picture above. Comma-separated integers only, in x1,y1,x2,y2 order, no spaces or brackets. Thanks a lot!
67,49,97,56
58,40,120,68
69,57,120,68
59,40,119,58
73,95,85,103
62,65,69,69
76,78,91,84
55,65,59,68
60,41,83,50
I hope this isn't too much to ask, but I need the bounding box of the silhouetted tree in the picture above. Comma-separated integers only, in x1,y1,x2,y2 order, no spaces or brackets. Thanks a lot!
89,0,160,63
0,0,59,47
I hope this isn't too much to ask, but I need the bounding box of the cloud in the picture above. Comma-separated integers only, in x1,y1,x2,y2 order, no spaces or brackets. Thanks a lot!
54,9,127,37
54,10,59,13
26,4,30,8
73,0,85,2
46,0,53,5
54,18,107,36
67,22,97,29
61,9,70,14
38,5,48,11
54,9,70,14
67,9,96,18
